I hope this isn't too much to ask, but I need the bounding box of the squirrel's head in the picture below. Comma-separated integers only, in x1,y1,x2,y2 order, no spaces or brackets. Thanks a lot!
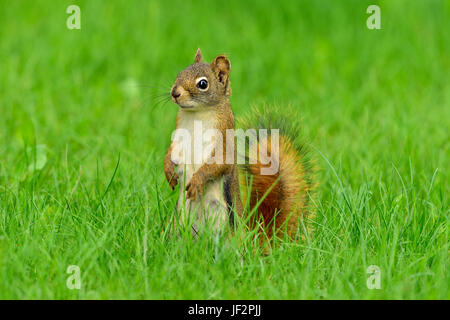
171,48,231,110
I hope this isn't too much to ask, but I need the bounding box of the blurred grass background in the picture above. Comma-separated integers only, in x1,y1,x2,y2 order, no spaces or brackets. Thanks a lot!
0,0,448,299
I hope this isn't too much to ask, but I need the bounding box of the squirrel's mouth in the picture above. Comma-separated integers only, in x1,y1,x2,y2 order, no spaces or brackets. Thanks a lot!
175,99,197,109
176,101,194,109
171,95,195,109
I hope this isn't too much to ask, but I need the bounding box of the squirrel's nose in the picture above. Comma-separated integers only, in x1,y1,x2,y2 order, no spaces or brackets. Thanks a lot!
171,86,181,99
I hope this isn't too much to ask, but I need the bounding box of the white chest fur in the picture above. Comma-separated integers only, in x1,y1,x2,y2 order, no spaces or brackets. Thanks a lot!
171,109,228,231
171,109,217,180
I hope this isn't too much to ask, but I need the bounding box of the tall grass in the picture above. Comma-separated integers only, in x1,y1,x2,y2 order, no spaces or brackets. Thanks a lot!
0,0,448,299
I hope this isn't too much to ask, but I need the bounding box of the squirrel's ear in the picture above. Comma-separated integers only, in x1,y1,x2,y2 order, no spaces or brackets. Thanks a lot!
211,54,231,95
194,48,203,63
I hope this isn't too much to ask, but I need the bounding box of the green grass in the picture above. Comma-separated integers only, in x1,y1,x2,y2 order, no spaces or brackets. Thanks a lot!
0,0,448,299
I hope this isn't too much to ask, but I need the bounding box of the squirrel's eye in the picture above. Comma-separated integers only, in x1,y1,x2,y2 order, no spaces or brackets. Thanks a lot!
196,78,208,91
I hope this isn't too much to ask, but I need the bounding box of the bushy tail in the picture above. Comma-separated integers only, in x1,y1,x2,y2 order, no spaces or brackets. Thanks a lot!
237,107,316,240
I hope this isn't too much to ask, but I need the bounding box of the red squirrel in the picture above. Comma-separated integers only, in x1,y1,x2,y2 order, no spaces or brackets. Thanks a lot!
164,49,315,240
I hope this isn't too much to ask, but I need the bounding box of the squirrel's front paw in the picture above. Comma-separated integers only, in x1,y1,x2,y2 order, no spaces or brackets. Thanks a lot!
164,168,179,190
185,175,204,201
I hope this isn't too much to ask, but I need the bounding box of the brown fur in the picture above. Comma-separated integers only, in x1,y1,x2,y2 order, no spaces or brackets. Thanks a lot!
186,102,235,200
164,49,313,241
164,144,179,190
242,136,314,240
